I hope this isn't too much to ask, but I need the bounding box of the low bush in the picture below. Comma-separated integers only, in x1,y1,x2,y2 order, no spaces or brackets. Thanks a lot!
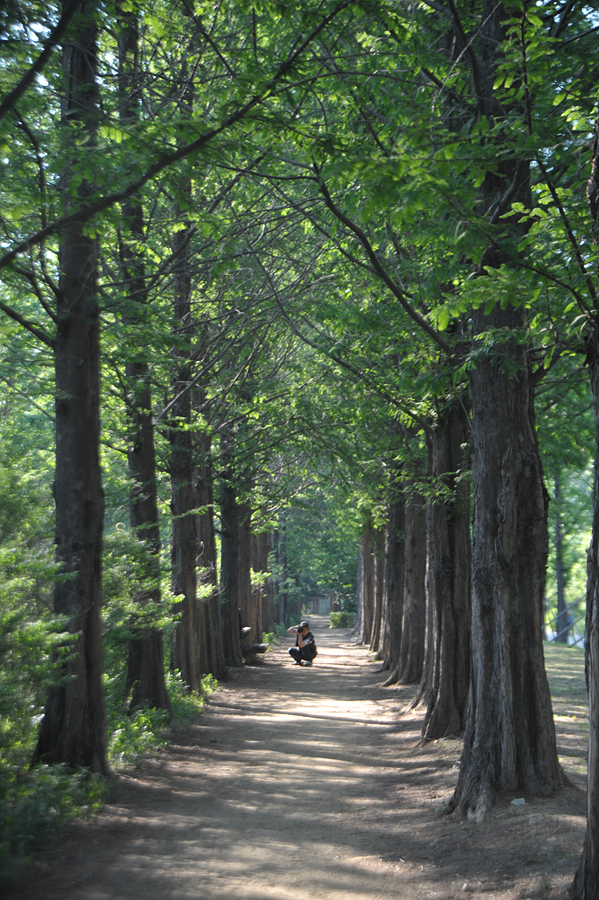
0,764,105,882
329,611,355,628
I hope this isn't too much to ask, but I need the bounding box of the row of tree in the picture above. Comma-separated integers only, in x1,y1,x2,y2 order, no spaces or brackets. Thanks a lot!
2,0,599,894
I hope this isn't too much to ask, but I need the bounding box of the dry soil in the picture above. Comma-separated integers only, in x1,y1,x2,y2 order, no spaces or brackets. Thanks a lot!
7,617,588,900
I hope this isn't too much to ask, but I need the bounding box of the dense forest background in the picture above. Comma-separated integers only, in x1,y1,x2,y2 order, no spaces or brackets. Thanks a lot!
2,0,599,893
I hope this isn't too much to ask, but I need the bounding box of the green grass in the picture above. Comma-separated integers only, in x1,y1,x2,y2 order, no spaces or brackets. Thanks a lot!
544,642,588,782
544,642,587,719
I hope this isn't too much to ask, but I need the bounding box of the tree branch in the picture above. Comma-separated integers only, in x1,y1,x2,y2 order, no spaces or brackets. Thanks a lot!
315,169,452,355
0,1,351,273
0,0,81,124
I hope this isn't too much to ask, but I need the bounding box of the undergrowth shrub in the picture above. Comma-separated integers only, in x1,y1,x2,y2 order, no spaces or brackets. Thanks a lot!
0,524,219,879
263,624,288,646
329,611,354,628
0,764,104,881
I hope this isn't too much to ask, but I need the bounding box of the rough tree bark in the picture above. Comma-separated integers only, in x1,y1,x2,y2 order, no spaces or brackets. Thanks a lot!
449,306,563,818
396,484,427,684
33,1,109,774
416,401,471,741
196,428,228,680
219,430,245,667
360,521,375,645
118,4,169,713
382,488,405,680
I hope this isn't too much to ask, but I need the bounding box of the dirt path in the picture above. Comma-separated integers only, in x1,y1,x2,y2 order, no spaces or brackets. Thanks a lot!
9,618,588,900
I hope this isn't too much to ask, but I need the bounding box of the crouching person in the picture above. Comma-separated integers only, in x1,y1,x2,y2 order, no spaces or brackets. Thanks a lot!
287,622,317,666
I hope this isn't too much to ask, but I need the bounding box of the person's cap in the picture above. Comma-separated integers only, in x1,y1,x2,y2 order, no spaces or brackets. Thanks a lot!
299,621,310,630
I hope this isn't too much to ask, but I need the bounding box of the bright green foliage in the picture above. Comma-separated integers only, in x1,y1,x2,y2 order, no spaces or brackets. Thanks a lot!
330,611,354,628
1,0,599,865
107,672,215,768
0,764,105,883
283,481,361,611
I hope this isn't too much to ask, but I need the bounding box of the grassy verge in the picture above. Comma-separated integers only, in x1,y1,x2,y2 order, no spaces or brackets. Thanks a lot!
544,642,588,783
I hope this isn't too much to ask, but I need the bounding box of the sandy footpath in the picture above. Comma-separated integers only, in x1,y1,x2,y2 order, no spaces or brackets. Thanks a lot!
9,619,414,900
8,617,587,900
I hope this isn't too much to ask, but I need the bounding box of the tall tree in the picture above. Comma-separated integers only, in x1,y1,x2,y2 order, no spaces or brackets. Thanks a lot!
33,0,109,773
117,1,170,713
418,400,471,741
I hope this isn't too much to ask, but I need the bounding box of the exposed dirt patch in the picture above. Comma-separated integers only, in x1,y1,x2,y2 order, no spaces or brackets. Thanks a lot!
7,619,587,900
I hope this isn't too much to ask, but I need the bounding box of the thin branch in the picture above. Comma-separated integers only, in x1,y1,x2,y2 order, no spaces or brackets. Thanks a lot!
0,0,81,124
0,375,55,421
0,1,351,273
11,264,58,324
315,169,452,354
257,254,431,434
535,154,598,307
0,296,54,348
560,24,599,45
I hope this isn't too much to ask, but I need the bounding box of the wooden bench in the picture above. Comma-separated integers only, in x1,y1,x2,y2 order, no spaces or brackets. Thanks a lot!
240,626,268,665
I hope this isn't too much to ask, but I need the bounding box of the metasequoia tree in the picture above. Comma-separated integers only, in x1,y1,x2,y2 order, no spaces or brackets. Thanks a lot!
195,405,228,679
443,1,562,818
395,477,427,685
417,400,471,740
117,2,170,712
170,202,203,690
381,471,405,675
32,1,109,773
369,527,385,657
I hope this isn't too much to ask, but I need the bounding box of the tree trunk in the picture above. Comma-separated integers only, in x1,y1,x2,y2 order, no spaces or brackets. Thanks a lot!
360,522,375,645
33,2,109,774
382,490,405,683
238,499,253,631
572,332,599,898
418,401,471,741
259,532,275,636
196,431,228,680
219,432,244,667
449,304,563,819
397,486,427,684
250,531,271,640
277,521,290,626
118,6,169,713
169,210,202,693
370,528,385,656
271,528,282,625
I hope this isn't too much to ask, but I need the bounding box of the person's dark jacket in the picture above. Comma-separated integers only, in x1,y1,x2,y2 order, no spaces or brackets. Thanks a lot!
297,630,317,660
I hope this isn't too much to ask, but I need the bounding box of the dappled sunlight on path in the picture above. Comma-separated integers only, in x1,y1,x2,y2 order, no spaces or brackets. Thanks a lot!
9,617,415,900
8,621,588,900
